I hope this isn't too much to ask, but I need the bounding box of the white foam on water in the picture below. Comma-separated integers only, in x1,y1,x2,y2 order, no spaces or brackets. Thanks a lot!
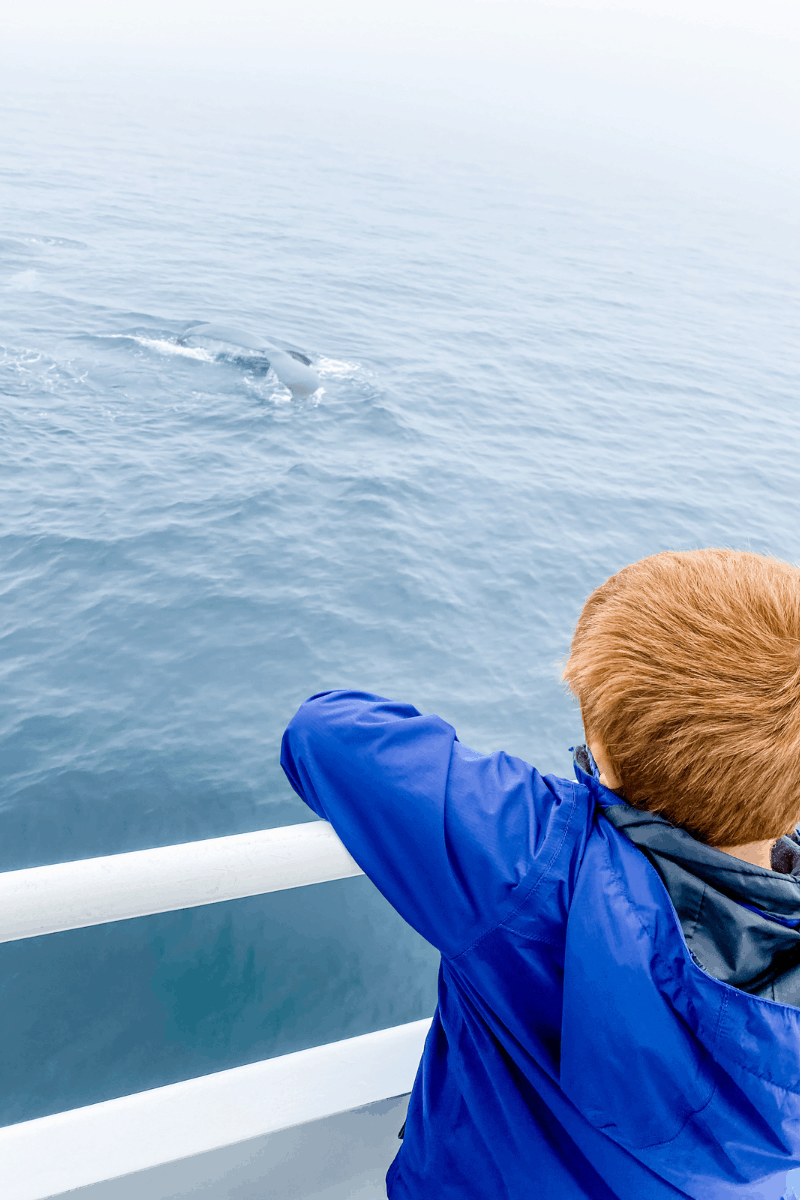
1,346,44,371
243,371,325,406
6,233,87,249
243,373,295,405
99,334,215,362
131,336,216,362
6,270,40,291
316,356,361,379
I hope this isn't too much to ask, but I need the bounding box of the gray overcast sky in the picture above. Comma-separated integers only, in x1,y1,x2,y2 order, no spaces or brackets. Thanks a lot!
4,0,798,177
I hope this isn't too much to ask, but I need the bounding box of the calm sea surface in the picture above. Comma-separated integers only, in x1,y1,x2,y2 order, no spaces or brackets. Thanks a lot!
1,73,797,1124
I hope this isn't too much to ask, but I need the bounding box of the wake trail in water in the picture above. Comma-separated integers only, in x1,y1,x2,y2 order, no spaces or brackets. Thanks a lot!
96,333,216,362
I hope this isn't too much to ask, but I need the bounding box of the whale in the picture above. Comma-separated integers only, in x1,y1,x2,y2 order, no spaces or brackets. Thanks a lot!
178,323,321,397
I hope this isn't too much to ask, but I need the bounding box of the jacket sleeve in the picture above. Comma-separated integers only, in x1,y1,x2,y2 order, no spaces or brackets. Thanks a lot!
280,690,572,958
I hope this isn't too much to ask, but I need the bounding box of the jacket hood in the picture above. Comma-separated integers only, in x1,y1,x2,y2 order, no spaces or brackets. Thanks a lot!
573,745,800,1006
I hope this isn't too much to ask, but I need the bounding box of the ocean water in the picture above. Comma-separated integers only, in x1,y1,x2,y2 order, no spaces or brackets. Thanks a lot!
0,73,797,1126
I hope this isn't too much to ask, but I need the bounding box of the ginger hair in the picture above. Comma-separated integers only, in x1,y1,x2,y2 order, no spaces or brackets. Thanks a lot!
562,550,799,847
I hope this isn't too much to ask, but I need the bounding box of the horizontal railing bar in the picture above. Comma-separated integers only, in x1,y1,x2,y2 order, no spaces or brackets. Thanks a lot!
0,1018,432,1200
0,822,364,944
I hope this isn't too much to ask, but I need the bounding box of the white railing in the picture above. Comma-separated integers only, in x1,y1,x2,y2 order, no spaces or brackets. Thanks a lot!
1,1019,432,1200
0,822,429,1200
0,821,364,943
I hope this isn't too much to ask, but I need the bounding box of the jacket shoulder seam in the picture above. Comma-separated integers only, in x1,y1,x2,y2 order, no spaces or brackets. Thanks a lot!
448,782,580,962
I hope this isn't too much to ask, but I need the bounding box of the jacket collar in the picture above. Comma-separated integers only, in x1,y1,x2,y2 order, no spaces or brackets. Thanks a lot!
572,744,800,1003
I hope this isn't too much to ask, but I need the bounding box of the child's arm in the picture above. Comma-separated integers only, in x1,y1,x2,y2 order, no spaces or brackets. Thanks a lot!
280,690,575,958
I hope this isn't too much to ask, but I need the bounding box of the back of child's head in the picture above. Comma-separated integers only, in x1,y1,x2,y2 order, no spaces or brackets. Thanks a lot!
563,549,799,846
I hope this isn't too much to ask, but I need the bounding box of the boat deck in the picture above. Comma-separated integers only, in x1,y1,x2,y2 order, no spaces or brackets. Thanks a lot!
51,1095,409,1200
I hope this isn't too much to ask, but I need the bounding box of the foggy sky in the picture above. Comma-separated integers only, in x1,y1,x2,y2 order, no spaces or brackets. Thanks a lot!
4,1,798,179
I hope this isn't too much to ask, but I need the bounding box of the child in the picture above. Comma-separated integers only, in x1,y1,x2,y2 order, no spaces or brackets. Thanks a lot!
281,549,799,1199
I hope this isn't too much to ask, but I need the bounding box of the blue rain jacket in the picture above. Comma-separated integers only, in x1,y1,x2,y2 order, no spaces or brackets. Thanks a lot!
280,691,800,1200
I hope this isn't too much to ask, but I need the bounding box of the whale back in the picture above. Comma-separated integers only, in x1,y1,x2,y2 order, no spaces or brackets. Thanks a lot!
181,323,268,352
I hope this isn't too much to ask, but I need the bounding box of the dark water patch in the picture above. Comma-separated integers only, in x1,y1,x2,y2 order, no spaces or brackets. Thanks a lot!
0,877,439,1126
